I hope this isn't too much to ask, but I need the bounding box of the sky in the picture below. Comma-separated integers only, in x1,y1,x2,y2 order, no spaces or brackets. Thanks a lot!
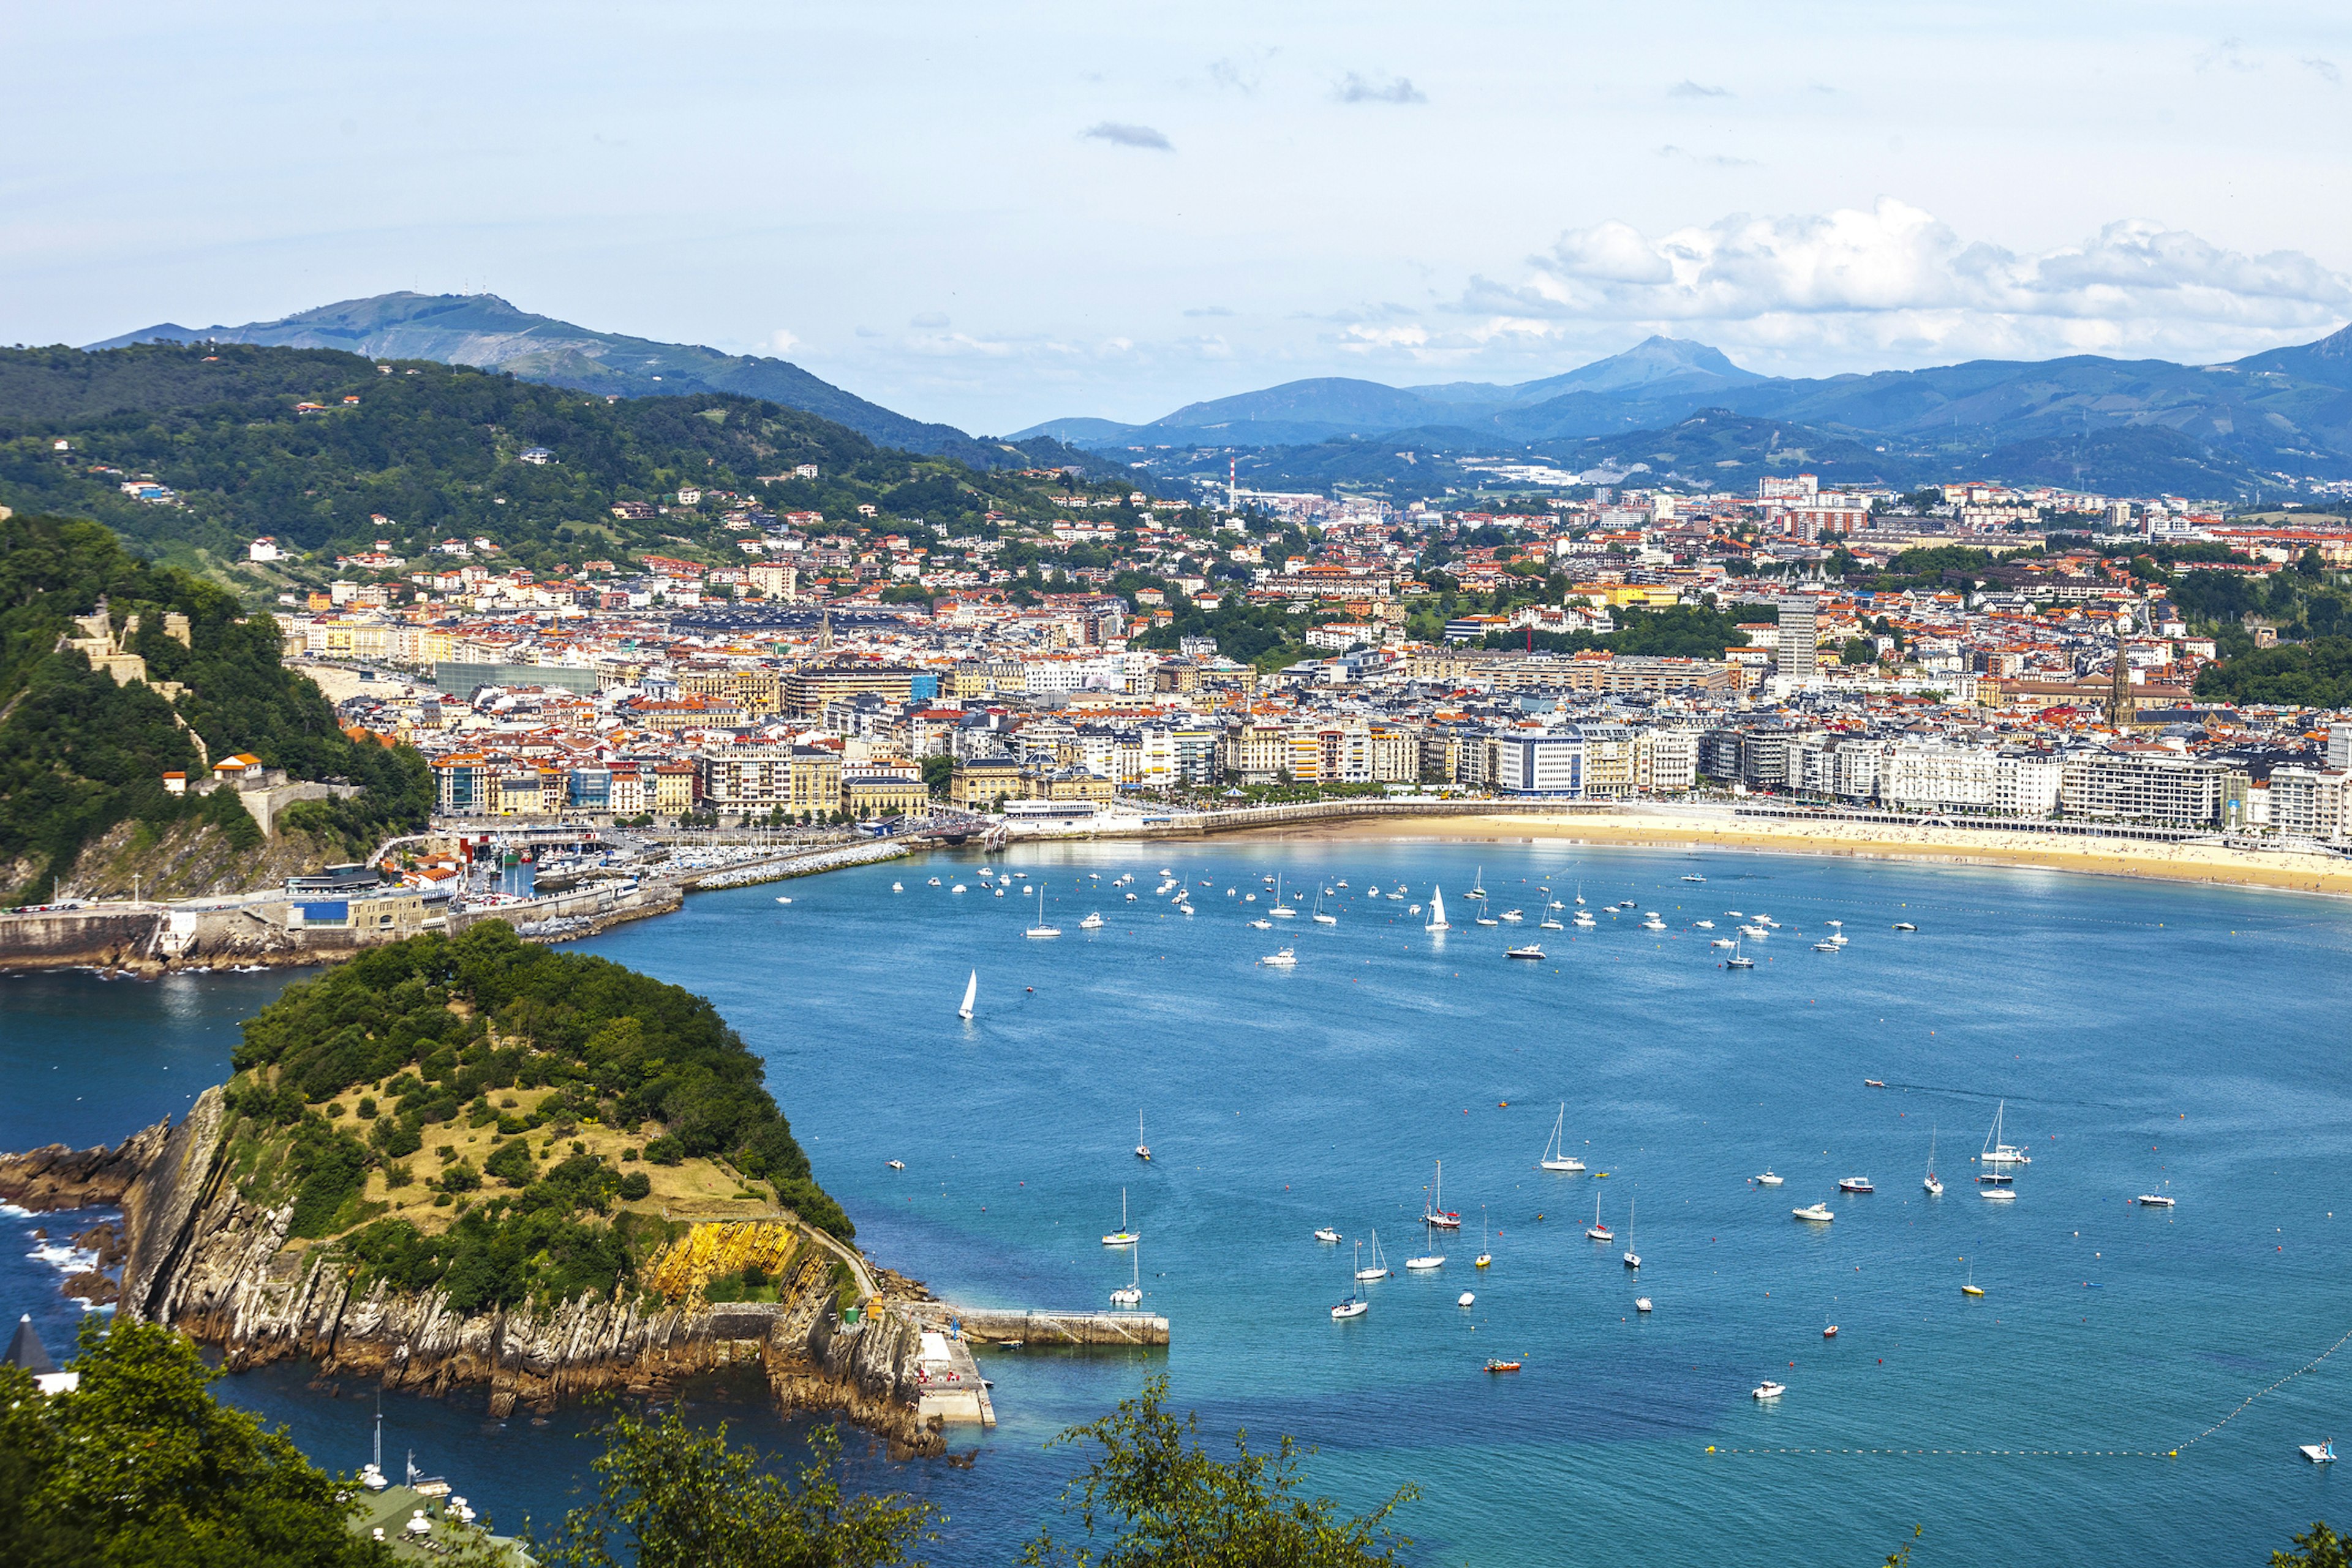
6,2,2352,434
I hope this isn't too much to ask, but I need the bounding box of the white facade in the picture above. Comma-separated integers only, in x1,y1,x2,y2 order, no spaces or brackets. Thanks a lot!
1493,732,1583,796
2269,767,2348,843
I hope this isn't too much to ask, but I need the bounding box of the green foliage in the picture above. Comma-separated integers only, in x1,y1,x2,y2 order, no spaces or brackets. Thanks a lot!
1134,598,1319,665
2194,636,2352,707
0,343,1148,572
222,922,848,1306
1840,636,1879,666
1019,1375,1417,1568
484,1137,537,1186
538,1409,937,1568
1481,603,1762,660
0,1316,390,1567
618,1170,652,1201
0,513,429,897
2272,1523,2351,1568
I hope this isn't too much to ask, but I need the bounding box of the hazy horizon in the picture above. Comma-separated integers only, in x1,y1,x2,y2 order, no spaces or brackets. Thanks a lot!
9,3,2352,431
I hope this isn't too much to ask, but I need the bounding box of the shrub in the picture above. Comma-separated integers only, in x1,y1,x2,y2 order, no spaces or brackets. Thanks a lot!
483,1139,536,1187
643,1136,685,1167
617,1171,651,1201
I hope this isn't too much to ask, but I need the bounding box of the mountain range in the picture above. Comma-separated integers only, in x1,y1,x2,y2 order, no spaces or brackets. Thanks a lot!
1017,330,2352,499
91,292,982,455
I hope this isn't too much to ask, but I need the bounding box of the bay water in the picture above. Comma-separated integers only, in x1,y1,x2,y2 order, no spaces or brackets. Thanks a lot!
7,841,2352,1564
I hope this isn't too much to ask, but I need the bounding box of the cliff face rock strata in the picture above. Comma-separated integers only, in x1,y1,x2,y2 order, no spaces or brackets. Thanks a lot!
4,1091,944,1456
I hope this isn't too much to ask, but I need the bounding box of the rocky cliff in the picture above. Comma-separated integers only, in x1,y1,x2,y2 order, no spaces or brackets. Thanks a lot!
4,1090,947,1456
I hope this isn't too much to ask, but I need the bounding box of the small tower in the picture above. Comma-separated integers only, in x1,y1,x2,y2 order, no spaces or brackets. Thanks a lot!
2107,607,2136,728
817,605,833,657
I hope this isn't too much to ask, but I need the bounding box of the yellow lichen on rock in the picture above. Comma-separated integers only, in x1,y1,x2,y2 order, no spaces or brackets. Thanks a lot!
646,1219,803,1303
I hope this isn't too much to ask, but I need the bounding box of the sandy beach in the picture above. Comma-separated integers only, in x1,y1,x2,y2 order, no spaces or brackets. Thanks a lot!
1265,809,2352,899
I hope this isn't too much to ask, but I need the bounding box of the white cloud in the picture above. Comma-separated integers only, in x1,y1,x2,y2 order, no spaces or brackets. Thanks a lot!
1455,198,2352,366
1080,121,1173,151
766,328,800,355
1335,72,1425,105
1340,323,1430,349
1668,80,1731,98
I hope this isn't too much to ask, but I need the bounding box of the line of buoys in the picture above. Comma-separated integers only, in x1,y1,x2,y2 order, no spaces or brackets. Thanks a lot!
1708,1447,2175,1458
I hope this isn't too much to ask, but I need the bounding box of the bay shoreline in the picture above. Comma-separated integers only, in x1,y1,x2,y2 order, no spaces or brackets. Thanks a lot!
1219,809,2352,900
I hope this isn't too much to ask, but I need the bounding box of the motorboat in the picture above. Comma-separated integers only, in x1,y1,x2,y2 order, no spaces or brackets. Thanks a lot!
886,1159,905,1170
891,882,903,892
1792,1202,1835,1223
1314,1226,1341,1243
1485,1359,1522,1373
1459,1291,1476,1306
1641,914,1667,931
775,895,793,904
1865,1079,1886,1088
1838,1177,1874,1194
928,876,941,886
2135,1189,2176,1208
1249,918,1273,929
1812,940,1841,952
951,884,967,894
1261,948,1298,968
1500,909,1524,924
1823,1324,1839,1339
1893,921,1917,932
1682,873,1706,883
1740,925,1771,940
1635,1297,1653,1313
1573,912,1597,928
1695,919,1716,929
1752,1381,1786,1400
1710,937,1736,949
1505,943,1545,960
1080,912,1104,929
1755,1169,1783,1186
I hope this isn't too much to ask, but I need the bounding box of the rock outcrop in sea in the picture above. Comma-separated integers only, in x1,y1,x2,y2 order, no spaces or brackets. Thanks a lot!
1,1087,951,1456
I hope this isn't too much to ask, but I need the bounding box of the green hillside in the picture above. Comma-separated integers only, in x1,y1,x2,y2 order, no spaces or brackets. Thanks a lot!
0,513,428,902
225,922,848,1316
0,342,1147,575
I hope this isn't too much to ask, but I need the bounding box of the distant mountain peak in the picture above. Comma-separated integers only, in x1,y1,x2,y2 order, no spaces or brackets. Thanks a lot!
84,290,970,453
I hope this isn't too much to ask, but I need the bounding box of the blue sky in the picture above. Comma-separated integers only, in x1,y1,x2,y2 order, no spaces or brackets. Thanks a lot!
6,2,2351,432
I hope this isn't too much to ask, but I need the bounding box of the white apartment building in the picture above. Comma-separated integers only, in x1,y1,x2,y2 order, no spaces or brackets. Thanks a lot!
2059,752,2236,827
2268,767,2348,843
1493,731,1583,796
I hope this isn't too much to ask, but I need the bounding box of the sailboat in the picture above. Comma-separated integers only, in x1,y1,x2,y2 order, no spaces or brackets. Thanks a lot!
1539,1103,1586,1172
1586,1192,1612,1242
957,969,978,1020
1333,1245,1370,1319
1111,1243,1143,1308
1134,1111,1150,1163
1962,1260,1984,1297
1981,1099,2030,1165
1406,1218,1446,1270
1425,886,1450,932
1101,1188,1139,1246
1725,938,1755,970
1311,889,1338,925
1622,1197,1640,1269
1469,865,1487,899
1476,1206,1493,1268
1474,895,1501,928
1355,1229,1391,1280
1270,875,1296,919
1425,1159,1461,1228
1923,1127,1943,1196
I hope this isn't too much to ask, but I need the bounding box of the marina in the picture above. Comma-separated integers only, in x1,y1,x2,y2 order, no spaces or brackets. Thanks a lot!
7,839,2352,1567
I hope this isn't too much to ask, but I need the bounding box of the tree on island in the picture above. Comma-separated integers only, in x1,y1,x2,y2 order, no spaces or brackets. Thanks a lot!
1017,1375,1419,1568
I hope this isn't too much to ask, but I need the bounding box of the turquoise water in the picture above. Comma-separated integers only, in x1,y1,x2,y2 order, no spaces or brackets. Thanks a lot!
9,844,2352,1564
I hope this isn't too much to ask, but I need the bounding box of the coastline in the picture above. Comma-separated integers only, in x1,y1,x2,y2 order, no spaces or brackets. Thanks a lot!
1248,809,2352,899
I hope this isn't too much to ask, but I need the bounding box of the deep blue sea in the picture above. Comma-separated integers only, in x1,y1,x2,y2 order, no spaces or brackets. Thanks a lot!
9,840,2352,1566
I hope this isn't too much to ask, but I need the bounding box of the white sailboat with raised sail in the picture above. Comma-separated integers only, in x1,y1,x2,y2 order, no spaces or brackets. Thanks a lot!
1425,885,1450,932
1270,875,1297,919
1923,1126,1943,1196
957,969,978,1020
1134,1110,1151,1163
1539,1103,1586,1172
1333,1244,1370,1319
1981,1098,2031,1166
1355,1229,1391,1280
1623,1198,1640,1270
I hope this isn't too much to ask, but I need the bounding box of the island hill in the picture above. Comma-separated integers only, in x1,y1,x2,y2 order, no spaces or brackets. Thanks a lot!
0,922,1015,1455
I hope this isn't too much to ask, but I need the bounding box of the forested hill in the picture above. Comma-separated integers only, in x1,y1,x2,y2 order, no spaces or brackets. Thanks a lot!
0,513,429,901
0,342,1139,568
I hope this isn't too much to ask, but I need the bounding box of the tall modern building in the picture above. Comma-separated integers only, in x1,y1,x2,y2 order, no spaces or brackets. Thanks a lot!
1776,600,1819,684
